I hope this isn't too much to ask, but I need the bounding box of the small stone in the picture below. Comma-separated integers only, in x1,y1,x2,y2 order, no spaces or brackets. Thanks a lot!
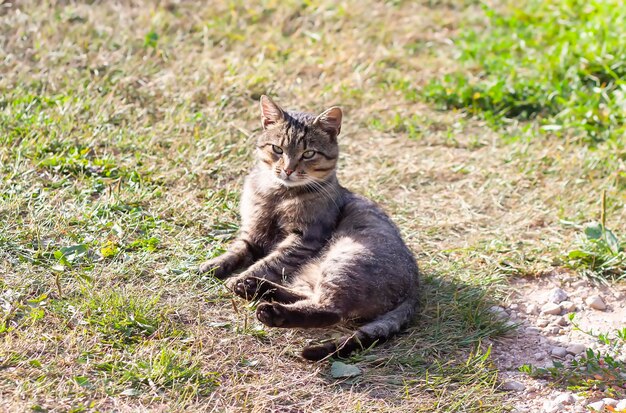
509,303,519,310
548,288,569,303
533,352,545,360
504,320,518,329
541,303,562,315
556,316,569,326
501,380,526,392
537,319,550,327
588,401,605,411
616,400,626,410
586,295,607,311
489,305,508,318
526,303,540,315
566,343,586,355
551,347,568,358
560,300,577,312
603,398,618,407
547,326,562,335
526,327,541,335
555,393,575,405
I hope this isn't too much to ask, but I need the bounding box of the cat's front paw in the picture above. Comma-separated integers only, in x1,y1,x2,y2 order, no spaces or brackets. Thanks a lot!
256,302,286,327
232,276,263,300
198,258,228,279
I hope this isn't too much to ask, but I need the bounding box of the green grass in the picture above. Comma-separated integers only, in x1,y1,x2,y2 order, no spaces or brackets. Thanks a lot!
424,0,626,144
1,0,625,411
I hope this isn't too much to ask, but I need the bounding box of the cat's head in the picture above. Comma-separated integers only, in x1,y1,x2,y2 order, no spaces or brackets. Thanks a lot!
256,95,342,188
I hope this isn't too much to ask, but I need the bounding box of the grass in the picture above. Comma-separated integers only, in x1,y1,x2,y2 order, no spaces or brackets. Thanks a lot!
1,0,625,411
423,0,626,145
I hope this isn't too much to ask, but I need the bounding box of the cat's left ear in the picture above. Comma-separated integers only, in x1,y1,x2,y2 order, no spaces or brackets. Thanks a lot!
314,106,342,139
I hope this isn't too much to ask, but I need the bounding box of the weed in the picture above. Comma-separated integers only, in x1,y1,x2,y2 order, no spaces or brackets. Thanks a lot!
564,192,626,283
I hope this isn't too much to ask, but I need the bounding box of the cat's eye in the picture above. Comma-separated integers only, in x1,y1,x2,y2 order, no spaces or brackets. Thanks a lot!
302,150,316,159
272,145,283,154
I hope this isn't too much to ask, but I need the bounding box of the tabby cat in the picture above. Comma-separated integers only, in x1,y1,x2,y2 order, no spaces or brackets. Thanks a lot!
199,96,419,361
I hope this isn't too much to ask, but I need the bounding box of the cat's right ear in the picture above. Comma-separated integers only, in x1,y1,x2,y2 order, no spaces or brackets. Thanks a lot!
260,95,285,129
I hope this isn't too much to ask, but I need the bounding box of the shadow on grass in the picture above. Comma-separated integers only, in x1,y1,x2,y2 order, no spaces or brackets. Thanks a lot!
314,270,516,412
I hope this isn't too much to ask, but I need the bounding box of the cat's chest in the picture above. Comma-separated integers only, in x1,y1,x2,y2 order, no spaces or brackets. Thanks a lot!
241,191,307,245
274,198,309,228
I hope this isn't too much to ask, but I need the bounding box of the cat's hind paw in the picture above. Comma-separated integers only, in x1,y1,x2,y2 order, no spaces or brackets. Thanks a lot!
232,276,263,300
256,302,286,327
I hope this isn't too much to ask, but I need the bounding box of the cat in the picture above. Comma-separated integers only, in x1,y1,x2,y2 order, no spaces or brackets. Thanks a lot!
199,95,420,361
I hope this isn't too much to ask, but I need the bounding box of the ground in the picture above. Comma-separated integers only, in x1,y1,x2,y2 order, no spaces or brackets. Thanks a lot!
1,1,625,412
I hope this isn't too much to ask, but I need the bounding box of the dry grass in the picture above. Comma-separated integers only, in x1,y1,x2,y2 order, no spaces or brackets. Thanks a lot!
1,0,625,412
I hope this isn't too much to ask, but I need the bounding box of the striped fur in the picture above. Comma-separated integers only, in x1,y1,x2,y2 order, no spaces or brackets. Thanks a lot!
199,96,420,360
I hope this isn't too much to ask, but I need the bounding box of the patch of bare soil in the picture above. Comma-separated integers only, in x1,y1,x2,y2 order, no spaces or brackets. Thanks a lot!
488,271,626,413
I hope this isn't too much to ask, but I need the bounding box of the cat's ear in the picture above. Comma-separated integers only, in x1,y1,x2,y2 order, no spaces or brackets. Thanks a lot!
260,95,285,129
314,106,342,139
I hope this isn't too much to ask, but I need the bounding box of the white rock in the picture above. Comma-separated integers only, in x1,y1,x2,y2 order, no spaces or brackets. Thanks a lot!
586,295,607,311
526,327,541,335
588,401,605,411
541,302,562,315
548,288,569,303
560,300,577,312
537,319,550,327
566,343,586,355
616,400,626,410
542,401,562,413
501,380,526,392
526,303,540,315
551,347,568,358
555,393,575,405
509,303,519,310
547,326,562,335
603,398,618,407
533,352,545,360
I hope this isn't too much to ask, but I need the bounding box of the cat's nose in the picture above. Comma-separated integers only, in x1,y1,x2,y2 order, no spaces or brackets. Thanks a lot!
284,168,294,176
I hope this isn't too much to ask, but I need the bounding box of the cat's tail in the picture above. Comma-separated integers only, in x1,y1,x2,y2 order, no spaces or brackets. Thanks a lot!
301,297,417,361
